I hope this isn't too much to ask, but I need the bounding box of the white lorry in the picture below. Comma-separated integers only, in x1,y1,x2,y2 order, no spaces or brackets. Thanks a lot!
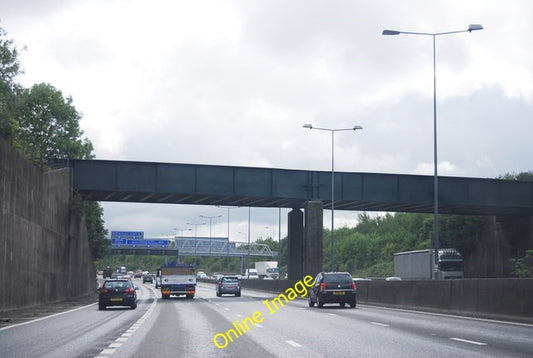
254,261,279,279
157,263,197,299
393,249,464,280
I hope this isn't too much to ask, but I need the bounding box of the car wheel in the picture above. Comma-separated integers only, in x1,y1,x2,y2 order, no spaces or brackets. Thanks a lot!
98,303,106,310
317,295,324,308
186,294,194,299
131,303,137,309
235,291,241,297
340,302,346,308
216,290,221,297
308,296,314,307
350,299,356,308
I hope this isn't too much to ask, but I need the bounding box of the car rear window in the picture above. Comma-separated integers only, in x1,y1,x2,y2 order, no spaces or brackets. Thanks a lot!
104,280,130,289
222,277,238,283
324,274,352,285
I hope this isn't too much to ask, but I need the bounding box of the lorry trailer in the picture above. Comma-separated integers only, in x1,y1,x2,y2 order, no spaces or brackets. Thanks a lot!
393,249,464,280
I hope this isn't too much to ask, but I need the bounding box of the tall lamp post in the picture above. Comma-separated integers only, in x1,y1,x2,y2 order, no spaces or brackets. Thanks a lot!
303,123,363,271
218,206,237,267
382,24,483,279
200,215,222,256
187,221,205,265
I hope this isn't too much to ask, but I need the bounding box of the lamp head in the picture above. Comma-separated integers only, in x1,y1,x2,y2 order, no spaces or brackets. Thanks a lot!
382,29,400,35
302,123,313,129
468,24,483,32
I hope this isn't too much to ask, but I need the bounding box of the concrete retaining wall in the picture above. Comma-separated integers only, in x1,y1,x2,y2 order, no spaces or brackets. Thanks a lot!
0,138,96,314
240,278,533,324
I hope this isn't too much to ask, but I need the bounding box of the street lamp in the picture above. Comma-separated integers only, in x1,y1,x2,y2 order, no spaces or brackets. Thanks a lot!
218,206,237,267
173,227,192,237
200,215,222,256
382,24,483,279
303,123,363,271
187,221,205,265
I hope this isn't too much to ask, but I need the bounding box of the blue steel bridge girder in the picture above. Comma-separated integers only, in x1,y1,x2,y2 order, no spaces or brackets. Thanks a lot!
62,159,533,216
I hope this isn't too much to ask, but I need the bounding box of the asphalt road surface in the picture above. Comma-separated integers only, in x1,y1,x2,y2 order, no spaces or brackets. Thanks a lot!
1,280,532,358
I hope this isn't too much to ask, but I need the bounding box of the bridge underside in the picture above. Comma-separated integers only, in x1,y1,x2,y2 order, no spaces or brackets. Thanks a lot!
62,159,533,215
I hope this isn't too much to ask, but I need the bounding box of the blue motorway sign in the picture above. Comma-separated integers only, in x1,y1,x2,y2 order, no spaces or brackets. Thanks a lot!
111,238,170,248
111,231,144,239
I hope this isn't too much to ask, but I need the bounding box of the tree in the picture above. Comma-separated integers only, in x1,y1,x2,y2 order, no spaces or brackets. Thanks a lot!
15,83,94,168
509,250,533,277
499,171,533,182
0,26,23,141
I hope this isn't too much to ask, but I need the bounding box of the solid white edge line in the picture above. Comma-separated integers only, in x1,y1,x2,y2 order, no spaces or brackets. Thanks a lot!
450,337,488,346
0,302,97,331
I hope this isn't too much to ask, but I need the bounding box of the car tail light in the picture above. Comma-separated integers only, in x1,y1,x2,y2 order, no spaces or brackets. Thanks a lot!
125,287,134,294
352,282,356,290
319,283,326,292
100,287,108,294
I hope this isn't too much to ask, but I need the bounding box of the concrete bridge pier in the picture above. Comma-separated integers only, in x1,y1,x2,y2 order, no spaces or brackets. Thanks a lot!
287,208,303,280
287,201,323,280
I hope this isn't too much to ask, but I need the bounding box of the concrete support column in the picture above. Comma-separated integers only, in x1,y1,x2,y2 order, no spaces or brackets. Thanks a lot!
287,208,304,280
304,201,323,278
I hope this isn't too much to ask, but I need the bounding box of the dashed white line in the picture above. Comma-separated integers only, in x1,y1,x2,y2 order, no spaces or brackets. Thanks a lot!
450,337,487,346
286,340,303,348
371,322,390,327
94,284,158,357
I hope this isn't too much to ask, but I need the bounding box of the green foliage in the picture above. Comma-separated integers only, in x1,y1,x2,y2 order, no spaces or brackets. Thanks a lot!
509,250,533,277
0,26,23,141
327,212,484,278
498,171,533,182
15,83,94,168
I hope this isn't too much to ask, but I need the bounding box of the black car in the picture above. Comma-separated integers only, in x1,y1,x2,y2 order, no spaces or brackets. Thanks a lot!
99,279,138,310
216,276,241,297
308,272,356,308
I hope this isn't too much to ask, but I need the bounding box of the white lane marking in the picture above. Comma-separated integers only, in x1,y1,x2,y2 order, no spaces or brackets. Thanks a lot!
94,283,158,357
236,314,243,317
286,340,303,348
326,313,337,316
450,337,488,346
223,307,229,311
0,302,97,331
255,324,264,328
371,322,390,327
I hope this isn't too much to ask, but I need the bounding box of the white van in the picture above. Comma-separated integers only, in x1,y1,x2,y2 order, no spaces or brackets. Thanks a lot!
244,268,259,279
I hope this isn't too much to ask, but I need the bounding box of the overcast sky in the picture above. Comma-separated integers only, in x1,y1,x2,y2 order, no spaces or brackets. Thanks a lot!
1,0,531,241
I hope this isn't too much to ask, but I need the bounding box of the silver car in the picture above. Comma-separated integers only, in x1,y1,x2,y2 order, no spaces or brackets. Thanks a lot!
216,276,241,297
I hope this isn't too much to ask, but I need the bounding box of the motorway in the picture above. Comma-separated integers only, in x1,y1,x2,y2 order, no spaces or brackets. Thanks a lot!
1,280,532,358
